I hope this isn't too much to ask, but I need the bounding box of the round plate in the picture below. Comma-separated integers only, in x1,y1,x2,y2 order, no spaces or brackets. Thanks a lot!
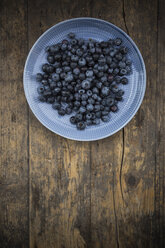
24,18,146,141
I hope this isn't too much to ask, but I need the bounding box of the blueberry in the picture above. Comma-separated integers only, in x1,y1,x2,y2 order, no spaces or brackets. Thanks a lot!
110,62,117,69
88,98,95,105
49,45,59,54
108,39,114,45
58,108,65,116
52,73,60,82
92,87,99,94
47,55,55,64
81,100,87,106
78,89,85,95
93,54,99,61
65,73,73,82
119,69,127,75
81,45,87,52
102,111,109,116
81,66,88,72
106,56,112,65
104,106,110,112
82,80,91,90
78,38,84,46
50,82,57,90
79,73,85,80
74,93,81,101
81,94,88,101
96,47,102,53
57,81,62,88
94,105,101,112
47,65,54,73
101,116,110,122
62,61,69,66
95,111,101,118
38,95,46,102
71,55,79,62
47,97,55,103
74,101,81,107
56,68,62,74
120,46,128,54
76,122,86,130
92,119,100,125
114,38,122,46
71,39,78,45
79,106,86,113
54,54,62,61
103,48,110,55
87,90,92,97
87,104,94,111
75,113,83,121
92,94,98,100
73,68,80,75
114,76,121,84
86,120,92,126
78,58,86,67
42,63,49,72
126,59,132,65
118,61,126,68
121,77,128,84
61,43,67,51
76,49,83,57
96,82,102,89
91,113,96,120
110,105,118,112
108,68,114,74
36,73,43,82
98,55,106,65
100,76,107,83
37,86,44,94
106,97,115,106
53,87,61,94
70,62,77,69
68,32,75,39
86,70,93,77
52,102,61,110
54,61,61,68
101,87,110,96
111,86,119,94
100,41,108,48
118,89,124,96
97,71,104,78
113,68,119,75
125,66,131,74
86,113,92,120
107,75,114,83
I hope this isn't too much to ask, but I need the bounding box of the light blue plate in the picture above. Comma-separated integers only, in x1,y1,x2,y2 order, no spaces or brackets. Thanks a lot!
23,18,146,141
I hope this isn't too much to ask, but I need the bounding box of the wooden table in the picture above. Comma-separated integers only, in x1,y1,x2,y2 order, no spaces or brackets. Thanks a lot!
0,0,164,247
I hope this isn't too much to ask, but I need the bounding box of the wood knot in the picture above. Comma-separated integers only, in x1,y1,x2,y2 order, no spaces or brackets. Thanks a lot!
125,173,140,188
11,113,16,122
127,175,136,186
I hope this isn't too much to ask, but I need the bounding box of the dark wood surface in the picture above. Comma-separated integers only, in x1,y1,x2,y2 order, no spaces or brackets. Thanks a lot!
0,0,164,247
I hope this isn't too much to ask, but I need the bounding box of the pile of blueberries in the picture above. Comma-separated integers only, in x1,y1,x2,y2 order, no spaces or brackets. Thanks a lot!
36,33,131,130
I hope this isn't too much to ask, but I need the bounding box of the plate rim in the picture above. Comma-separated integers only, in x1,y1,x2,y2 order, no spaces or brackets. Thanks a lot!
23,17,146,141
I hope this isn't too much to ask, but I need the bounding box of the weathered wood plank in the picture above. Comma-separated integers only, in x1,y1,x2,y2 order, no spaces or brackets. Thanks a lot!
28,1,91,247
116,0,160,247
0,0,29,247
155,0,165,246
89,1,126,247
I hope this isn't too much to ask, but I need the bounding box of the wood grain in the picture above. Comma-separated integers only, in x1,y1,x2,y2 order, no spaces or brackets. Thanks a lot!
0,0,29,247
28,1,91,247
0,0,164,247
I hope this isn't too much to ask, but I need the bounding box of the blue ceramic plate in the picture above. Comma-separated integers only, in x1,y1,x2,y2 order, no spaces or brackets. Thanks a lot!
23,18,146,141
